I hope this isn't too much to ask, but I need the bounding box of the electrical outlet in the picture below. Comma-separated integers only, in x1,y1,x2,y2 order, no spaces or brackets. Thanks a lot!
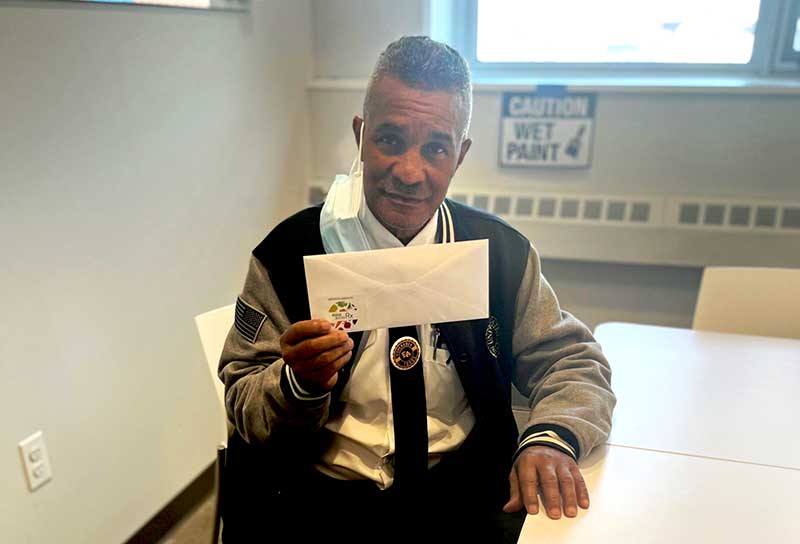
18,431,52,492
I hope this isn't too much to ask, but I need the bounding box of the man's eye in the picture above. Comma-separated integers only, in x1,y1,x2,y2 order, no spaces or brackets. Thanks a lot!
424,143,448,157
376,134,398,146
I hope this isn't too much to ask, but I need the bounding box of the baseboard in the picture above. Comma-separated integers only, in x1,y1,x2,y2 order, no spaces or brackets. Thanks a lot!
125,461,216,544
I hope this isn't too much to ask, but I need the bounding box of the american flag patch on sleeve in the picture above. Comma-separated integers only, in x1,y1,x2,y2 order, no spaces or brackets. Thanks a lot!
235,297,267,344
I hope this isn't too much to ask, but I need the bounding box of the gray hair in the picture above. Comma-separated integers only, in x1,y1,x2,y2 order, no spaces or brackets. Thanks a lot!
365,36,473,140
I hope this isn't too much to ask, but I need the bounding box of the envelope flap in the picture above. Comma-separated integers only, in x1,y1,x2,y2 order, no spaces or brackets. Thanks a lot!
412,239,488,285
304,239,488,291
304,256,388,291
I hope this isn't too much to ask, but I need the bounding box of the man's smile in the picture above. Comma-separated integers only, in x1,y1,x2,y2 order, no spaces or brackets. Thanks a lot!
380,189,427,205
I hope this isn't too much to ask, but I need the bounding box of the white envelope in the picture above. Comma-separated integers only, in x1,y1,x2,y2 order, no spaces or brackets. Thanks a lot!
304,239,489,332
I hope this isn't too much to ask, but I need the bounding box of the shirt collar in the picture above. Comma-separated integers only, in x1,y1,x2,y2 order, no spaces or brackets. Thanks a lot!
358,193,438,249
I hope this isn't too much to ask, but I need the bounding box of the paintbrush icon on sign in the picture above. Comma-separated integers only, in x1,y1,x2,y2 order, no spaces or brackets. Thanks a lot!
565,125,586,158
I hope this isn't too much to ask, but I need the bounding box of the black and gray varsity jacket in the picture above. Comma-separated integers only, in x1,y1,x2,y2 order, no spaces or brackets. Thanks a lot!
218,200,615,509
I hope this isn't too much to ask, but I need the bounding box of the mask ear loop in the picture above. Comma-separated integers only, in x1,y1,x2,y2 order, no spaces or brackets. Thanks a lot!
349,121,365,177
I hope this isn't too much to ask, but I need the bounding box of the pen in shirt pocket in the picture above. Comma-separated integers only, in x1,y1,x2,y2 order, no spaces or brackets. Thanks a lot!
430,324,442,349
432,326,454,365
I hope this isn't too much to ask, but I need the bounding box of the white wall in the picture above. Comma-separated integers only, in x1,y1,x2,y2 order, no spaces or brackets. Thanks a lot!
312,0,426,78
308,0,800,330
0,1,311,542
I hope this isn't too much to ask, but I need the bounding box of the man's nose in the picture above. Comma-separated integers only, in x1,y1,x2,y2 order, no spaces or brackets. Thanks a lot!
391,150,426,186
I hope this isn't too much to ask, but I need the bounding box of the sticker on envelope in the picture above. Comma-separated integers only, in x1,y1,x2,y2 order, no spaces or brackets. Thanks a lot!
304,239,489,332
326,297,362,331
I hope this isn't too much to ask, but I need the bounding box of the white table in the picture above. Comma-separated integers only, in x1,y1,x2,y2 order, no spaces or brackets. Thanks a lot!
518,323,800,543
518,444,800,543
596,323,800,470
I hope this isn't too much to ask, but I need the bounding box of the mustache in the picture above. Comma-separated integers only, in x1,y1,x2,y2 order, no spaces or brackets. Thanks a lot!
380,178,428,198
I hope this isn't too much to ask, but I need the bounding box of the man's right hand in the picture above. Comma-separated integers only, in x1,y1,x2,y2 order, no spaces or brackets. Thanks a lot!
279,320,355,393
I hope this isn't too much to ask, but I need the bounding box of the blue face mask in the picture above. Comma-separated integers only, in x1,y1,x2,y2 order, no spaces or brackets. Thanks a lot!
320,122,372,254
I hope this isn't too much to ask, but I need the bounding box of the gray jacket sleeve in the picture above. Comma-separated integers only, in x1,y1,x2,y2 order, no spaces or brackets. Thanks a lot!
218,256,331,444
512,243,616,461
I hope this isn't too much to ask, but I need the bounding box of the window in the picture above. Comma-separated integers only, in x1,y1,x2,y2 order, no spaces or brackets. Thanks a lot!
477,0,759,65
795,20,800,51
444,0,800,79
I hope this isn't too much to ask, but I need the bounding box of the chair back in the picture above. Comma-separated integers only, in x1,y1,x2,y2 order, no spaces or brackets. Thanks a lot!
693,267,800,339
194,304,236,409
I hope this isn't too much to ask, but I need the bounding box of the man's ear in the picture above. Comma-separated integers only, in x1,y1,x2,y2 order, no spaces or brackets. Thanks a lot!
352,116,364,148
456,138,472,171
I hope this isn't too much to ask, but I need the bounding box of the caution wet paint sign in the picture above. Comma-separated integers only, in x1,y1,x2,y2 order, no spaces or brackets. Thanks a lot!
499,87,596,169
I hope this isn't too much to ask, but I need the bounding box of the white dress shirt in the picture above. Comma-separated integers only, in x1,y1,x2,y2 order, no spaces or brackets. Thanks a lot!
313,200,476,489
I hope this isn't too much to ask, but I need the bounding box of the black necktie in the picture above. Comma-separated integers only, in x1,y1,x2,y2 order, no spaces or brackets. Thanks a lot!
388,325,428,490
386,204,447,489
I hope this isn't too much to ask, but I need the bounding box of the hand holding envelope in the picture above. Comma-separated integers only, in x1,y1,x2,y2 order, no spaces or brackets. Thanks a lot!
304,240,489,332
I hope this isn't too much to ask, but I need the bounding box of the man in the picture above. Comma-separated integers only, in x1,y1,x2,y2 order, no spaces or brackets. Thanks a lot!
219,36,614,542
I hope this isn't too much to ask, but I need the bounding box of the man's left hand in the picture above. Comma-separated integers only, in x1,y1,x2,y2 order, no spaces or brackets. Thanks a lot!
503,446,589,519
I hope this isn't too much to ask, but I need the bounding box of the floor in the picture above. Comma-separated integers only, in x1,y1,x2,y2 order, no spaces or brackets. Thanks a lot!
157,494,216,544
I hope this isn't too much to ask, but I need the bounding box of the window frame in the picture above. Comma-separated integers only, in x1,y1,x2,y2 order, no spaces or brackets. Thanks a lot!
63,0,248,11
447,0,798,80
777,0,800,64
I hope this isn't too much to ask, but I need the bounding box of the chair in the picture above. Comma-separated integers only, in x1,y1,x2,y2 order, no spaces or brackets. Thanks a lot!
194,304,235,544
692,267,800,339
195,304,235,410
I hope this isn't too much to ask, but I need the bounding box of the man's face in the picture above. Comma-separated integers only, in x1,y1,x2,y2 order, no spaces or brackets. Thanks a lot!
354,77,471,243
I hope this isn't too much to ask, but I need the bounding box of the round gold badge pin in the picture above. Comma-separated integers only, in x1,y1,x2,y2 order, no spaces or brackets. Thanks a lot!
390,336,421,370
